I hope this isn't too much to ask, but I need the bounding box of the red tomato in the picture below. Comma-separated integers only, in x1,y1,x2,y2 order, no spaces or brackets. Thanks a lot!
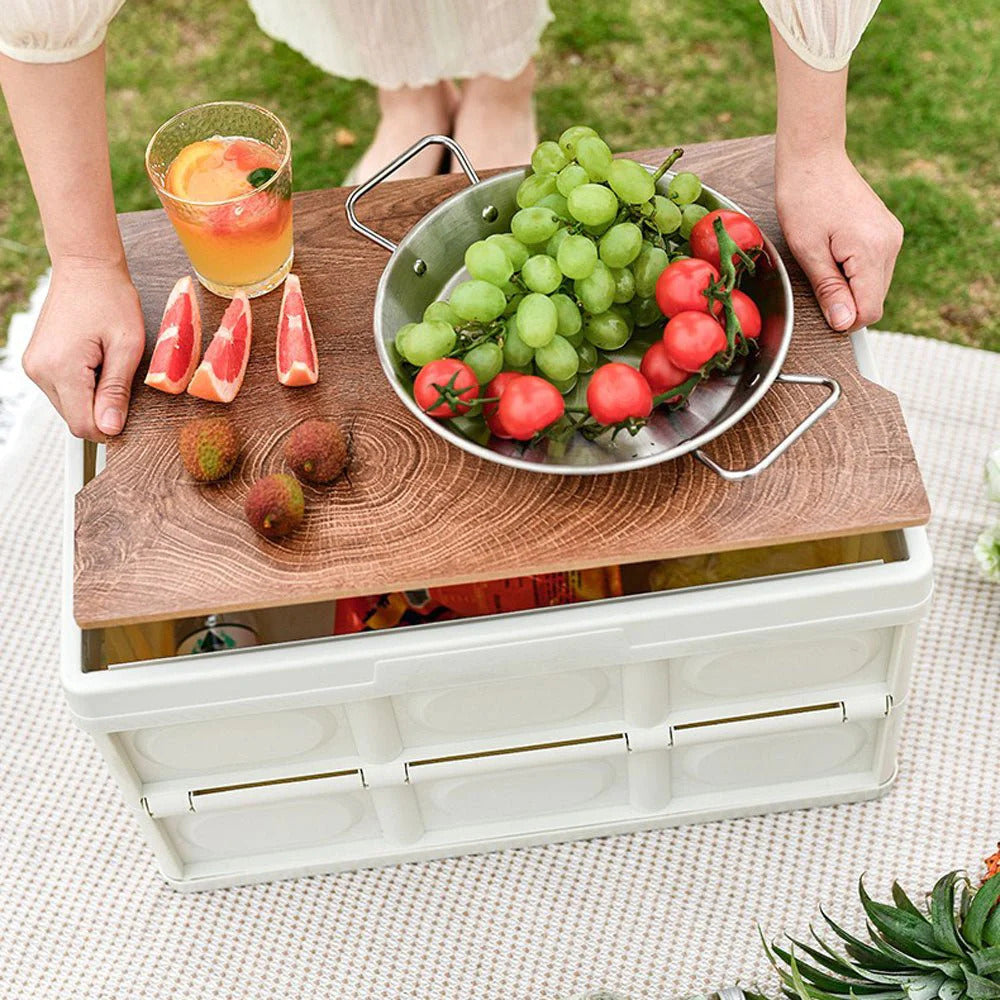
728,288,762,339
483,371,522,438
497,375,565,440
690,209,764,270
414,359,479,417
663,311,728,372
640,341,690,400
654,258,720,318
587,363,654,425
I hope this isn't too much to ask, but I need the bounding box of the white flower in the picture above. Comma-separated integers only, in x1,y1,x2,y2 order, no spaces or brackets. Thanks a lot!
987,447,1000,503
974,524,1000,583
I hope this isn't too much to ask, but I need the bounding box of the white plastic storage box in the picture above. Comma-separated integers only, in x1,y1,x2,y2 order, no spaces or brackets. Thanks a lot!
60,338,933,892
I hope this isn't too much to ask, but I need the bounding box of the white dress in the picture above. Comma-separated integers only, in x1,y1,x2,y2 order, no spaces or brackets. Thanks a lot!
0,0,881,83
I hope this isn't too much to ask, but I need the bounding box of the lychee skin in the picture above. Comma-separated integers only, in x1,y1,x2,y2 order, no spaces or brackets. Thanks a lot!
179,417,241,482
245,474,305,538
283,419,348,484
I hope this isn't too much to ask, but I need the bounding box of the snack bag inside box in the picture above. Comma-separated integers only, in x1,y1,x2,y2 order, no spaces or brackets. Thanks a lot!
334,567,623,634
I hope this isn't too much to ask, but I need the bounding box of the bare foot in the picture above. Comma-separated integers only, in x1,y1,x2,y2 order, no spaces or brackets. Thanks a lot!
349,82,452,184
452,63,538,171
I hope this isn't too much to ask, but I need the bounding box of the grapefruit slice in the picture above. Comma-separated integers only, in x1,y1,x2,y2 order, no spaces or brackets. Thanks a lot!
144,275,202,394
187,292,253,403
276,274,319,386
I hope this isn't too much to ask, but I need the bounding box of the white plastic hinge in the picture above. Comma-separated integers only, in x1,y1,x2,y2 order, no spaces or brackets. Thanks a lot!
841,690,893,722
624,725,672,753
361,761,409,789
141,788,193,819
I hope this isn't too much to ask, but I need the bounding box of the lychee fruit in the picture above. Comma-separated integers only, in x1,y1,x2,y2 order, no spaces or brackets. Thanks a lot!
283,418,348,484
178,416,240,482
245,473,304,538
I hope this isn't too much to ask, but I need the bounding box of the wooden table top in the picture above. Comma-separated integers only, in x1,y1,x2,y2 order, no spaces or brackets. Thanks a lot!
74,134,930,629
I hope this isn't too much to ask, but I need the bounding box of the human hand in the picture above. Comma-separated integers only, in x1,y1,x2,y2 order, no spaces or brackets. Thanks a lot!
776,148,903,332
22,257,145,440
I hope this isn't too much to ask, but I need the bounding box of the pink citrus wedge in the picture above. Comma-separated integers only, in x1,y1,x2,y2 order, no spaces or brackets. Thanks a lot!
144,276,201,394
276,274,318,387
187,291,253,403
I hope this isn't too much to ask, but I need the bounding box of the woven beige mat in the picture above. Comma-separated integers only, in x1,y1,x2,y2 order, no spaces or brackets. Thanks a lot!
1,332,997,1000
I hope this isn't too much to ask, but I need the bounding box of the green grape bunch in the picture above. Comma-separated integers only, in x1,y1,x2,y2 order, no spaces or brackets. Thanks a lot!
391,125,727,438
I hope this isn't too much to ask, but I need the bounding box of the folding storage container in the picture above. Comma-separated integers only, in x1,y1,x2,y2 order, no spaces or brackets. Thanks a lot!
61,334,932,892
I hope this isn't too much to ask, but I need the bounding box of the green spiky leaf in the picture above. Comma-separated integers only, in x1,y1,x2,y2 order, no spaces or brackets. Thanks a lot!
894,884,928,920
972,946,1000,978
821,908,913,972
860,879,942,958
931,873,969,957
963,875,1000,949
965,973,1000,1000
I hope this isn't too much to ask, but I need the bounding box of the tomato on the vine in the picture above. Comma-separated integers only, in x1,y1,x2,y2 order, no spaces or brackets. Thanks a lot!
689,209,763,270
663,311,727,372
414,359,479,417
727,289,762,339
587,363,654,425
640,341,690,401
654,258,720,318
483,371,522,438
497,375,565,440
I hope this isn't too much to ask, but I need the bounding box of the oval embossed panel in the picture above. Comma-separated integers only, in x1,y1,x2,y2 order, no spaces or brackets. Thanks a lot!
427,760,617,824
176,796,364,856
405,669,611,736
132,708,340,772
682,724,868,789
681,633,883,700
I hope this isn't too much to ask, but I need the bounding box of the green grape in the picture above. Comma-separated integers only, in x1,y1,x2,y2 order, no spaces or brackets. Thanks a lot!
551,375,579,395
564,329,585,348
450,279,507,323
546,225,570,258
550,292,583,337
667,171,702,205
610,303,635,333
464,240,513,286
575,260,616,314
508,362,535,375
503,317,535,367
394,322,417,358
531,140,568,175
511,206,561,245
598,222,643,268
463,341,503,384
486,233,530,270
516,293,558,348
576,136,613,182
401,321,456,365
522,254,563,294
557,233,598,280
558,124,599,157
536,192,570,219
583,311,631,351
610,266,636,304
607,159,655,204
632,296,664,328
556,163,589,197
652,195,682,234
576,341,598,373
516,172,558,209
422,301,459,326
583,219,615,238
567,183,619,227
535,335,580,382
632,244,669,298
680,203,710,238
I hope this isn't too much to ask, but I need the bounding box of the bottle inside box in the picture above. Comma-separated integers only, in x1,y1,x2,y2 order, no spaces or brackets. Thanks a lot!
80,531,906,672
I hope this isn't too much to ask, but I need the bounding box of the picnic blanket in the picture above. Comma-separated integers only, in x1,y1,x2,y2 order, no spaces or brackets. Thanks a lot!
1,330,998,1000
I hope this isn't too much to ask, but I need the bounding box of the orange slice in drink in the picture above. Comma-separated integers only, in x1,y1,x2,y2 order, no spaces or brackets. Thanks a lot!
164,139,226,200
144,276,202,394
276,274,318,386
187,292,253,403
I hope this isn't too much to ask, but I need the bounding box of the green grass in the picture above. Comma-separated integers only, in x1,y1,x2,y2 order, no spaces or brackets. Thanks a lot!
1,0,997,350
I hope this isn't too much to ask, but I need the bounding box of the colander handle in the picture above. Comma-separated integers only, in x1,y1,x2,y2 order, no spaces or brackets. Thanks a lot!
345,134,480,253
694,373,841,481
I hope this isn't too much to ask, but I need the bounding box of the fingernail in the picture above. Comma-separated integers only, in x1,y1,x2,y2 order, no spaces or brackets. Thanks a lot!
99,408,124,435
827,303,853,330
